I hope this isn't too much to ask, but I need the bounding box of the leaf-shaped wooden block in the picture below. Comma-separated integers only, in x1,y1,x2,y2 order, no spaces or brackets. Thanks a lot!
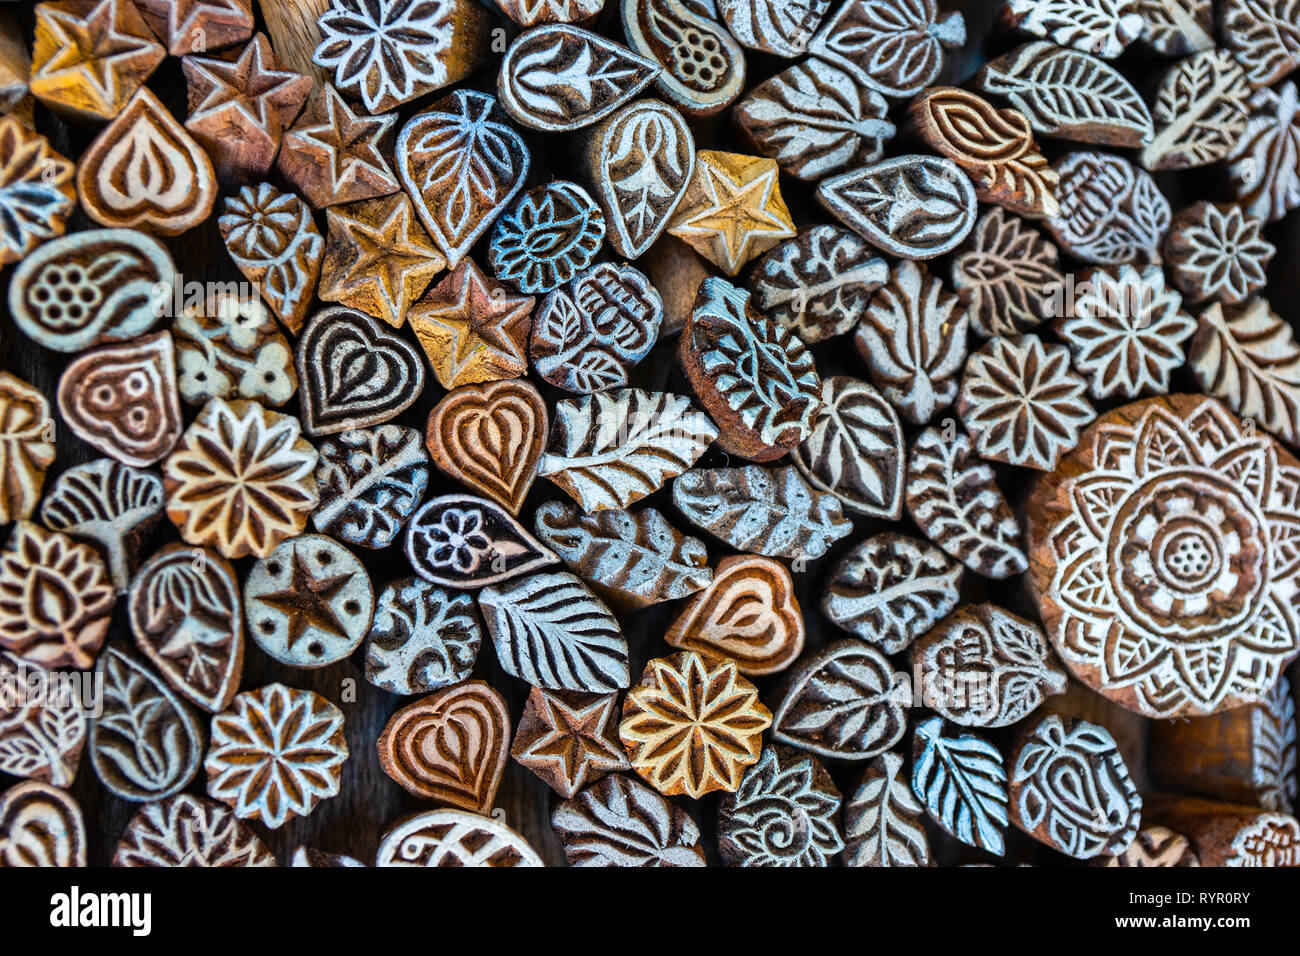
1223,0,1300,87
498,25,661,132
665,554,804,676
1189,298,1300,447
1003,0,1143,59
772,640,909,760
975,42,1153,147
792,376,903,518
533,499,712,610
822,533,963,653
1132,0,1213,56
843,752,932,866
552,772,707,866
0,651,86,788
818,155,978,259
950,207,1064,338
1141,50,1252,170
405,494,559,588
905,428,1028,579
539,388,717,511
809,0,966,97
912,716,1008,854
672,464,853,560
479,571,630,692
909,87,1060,218
747,225,887,343
91,646,202,802
717,0,832,56
1048,151,1170,264
854,259,969,425
734,59,895,181
912,604,1068,728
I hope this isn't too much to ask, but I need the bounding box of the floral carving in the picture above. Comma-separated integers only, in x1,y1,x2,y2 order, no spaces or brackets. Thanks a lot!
219,184,323,333
489,181,606,293
112,794,276,867
718,747,844,867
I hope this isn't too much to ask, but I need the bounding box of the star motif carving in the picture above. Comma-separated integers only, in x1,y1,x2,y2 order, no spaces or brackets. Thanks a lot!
134,0,254,56
31,0,165,122
182,32,312,180
669,151,795,275
277,84,399,209
320,193,447,328
251,543,353,651
510,689,630,798
409,258,534,389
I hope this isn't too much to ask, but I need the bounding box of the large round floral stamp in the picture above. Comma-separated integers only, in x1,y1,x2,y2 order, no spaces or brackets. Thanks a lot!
1027,394,1300,718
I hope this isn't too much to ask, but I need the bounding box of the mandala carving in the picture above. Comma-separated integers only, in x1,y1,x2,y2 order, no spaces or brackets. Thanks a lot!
112,794,276,867
1163,201,1274,306
1027,395,1300,717
489,180,606,293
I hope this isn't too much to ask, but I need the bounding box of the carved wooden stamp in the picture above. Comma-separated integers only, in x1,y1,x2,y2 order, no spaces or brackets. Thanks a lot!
1163,202,1274,305
913,716,1008,855
163,398,319,559
405,494,558,587
621,0,746,117
1222,0,1300,87
0,651,86,788
1047,150,1169,264
0,780,85,867
277,84,399,208
1141,50,1251,170
0,118,74,265
511,688,630,798
1002,0,1142,59
668,150,794,276
376,808,542,866
665,554,802,675
377,680,509,812
365,578,481,694
1146,795,1300,866
950,208,1063,339
313,424,429,549
206,683,348,828
1027,395,1300,717
718,746,843,867
134,0,254,56
114,794,274,867
244,534,374,668
219,183,323,333
0,374,56,524
1225,82,1300,223
489,181,606,293
77,88,217,235
620,651,771,798
552,773,706,866
1097,826,1199,867
809,0,965,96
174,295,297,408
843,752,932,867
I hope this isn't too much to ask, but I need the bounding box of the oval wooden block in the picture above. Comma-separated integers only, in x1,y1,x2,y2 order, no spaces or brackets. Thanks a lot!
364,578,481,695
90,646,202,802
1145,795,1300,866
912,604,1067,728
128,542,244,713
205,683,348,829
163,399,319,560
1150,675,1296,812
405,494,558,588
511,688,630,799
376,808,543,866
533,499,711,610
499,25,659,132
8,229,172,353
0,780,86,867
718,746,843,867
77,87,217,235
772,640,908,760
1027,394,1300,718
620,651,771,798
427,379,545,516
244,534,374,668
377,681,510,813
668,150,794,276
621,0,746,117
665,554,803,676
1007,713,1141,859
113,794,276,867
57,331,183,468
680,277,821,460
0,522,113,670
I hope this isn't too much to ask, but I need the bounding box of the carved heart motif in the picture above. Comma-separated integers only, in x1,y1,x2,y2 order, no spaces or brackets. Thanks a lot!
376,681,510,813
296,307,425,436
56,330,182,467
426,380,547,514
0,780,86,866
665,555,804,676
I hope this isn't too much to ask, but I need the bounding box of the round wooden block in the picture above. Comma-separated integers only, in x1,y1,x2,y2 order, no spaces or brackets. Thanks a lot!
1027,394,1300,718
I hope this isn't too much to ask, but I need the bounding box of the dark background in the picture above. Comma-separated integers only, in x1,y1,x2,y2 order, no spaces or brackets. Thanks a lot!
2,0,1298,867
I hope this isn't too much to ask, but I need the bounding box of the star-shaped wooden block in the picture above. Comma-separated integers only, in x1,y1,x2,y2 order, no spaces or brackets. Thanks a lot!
409,259,534,389
134,0,254,57
30,0,165,123
277,84,399,209
320,193,447,328
668,150,794,276
510,688,630,798
182,32,312,181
